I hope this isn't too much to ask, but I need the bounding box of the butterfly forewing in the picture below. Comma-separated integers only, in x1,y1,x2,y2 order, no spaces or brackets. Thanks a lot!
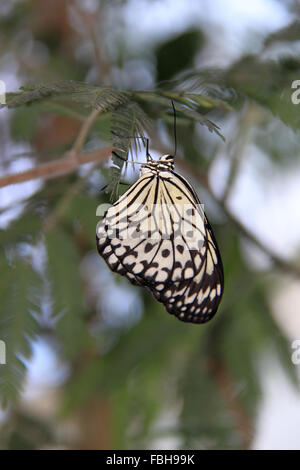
96,155,224,323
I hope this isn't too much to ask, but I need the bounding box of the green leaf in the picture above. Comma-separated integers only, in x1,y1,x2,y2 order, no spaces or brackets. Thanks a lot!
183,92,233,110
65,194,100,247
170,101,225,141
227,55,300,130
10,106,40,142
0,256,41,404
264,21,300,47
4,81,128,110
135,90,226,140
109,101,151,198
165,69,238,105
5,412,56,450
179,346,242,449
155,30,205,83
0,210,43,247
61,297,203,436
45,228,90,358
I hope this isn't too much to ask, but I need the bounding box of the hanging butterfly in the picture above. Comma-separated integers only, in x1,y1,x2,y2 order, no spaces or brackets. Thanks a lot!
96,149,224,324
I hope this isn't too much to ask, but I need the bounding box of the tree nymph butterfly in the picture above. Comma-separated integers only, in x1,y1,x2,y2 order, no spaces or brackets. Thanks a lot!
96,152,224,324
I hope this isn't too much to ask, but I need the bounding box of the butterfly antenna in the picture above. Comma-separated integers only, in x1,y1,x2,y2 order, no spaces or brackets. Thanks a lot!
171,100,177,158
146,138,153,162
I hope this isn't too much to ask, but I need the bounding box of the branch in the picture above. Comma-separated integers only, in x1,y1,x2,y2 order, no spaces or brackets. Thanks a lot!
71,107,103,154
0,147,113,188
70,0,109,82
0,105,111,189
180,159,300,279
222,104,260,204
151,142,300,280
214,194,300,279
42,165,95,234
209,356,253,449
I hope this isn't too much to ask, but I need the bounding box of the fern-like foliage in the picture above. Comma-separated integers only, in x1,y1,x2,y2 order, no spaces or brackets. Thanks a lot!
3,80,232,197
109,101,151,198
3,81,127,110
166,69,237,104
45,228,91,358
0,255,41,405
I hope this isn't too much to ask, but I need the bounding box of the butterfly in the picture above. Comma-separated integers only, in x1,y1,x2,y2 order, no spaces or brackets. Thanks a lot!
96,154,224,324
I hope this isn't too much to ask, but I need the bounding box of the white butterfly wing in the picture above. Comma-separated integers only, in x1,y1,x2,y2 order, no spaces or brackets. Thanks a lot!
97,166,224,323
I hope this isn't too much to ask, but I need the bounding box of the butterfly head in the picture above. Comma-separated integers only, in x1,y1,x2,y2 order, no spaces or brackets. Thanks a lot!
141,154,175,175
158,154,175,167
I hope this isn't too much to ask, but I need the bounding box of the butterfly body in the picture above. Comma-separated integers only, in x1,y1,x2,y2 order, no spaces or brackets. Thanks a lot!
96,155,224,323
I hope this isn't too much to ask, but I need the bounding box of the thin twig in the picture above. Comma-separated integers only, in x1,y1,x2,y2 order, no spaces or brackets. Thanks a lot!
209,356,253,448
40,106,109,232
43,166,96,234
70,0,108,82
0,147,113,188
71,107,103,154
0,103,112,189
215,194,300,278
222,104,260,204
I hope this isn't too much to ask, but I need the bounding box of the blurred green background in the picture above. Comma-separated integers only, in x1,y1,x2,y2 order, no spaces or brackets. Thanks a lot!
1,0,300,450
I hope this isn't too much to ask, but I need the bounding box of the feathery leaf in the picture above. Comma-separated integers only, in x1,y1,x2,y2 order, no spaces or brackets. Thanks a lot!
0,255,41,404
